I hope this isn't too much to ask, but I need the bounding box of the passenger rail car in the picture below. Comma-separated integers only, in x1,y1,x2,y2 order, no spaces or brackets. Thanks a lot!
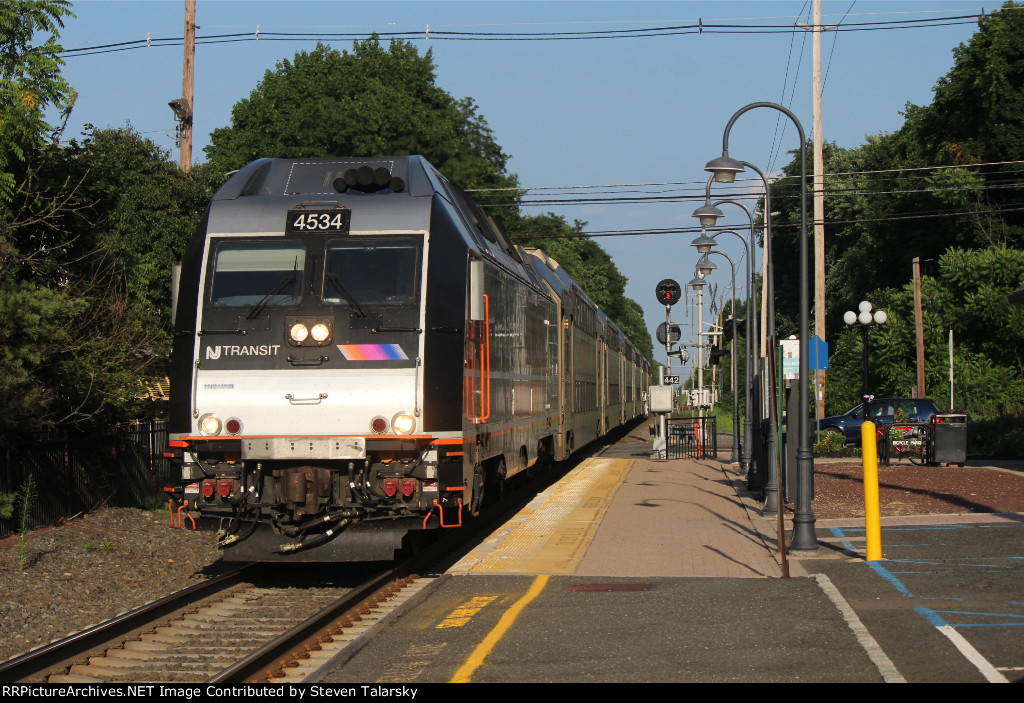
167,156,649,561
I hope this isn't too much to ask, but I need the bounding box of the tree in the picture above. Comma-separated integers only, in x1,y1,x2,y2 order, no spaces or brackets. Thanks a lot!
0,0,75,204
206,38,516,197
0,127,221,431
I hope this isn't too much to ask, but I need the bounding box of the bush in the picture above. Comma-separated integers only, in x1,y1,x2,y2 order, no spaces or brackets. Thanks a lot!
814,431,847,456
967,415,1024,458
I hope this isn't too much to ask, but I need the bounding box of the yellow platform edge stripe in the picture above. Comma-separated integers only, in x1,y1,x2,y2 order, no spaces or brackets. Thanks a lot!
450,457,635,574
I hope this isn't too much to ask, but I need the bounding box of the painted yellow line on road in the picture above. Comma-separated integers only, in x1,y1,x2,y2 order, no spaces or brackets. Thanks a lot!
449,575,549,683
436,595,499,629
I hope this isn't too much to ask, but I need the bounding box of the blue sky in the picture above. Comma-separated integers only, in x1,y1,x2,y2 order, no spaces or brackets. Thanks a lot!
48,1,1007,362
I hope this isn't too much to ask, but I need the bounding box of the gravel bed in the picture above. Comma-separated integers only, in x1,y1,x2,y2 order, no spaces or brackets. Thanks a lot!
0,507,227,664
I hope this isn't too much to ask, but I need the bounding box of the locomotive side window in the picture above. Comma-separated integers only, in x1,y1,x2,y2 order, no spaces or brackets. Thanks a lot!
322,238,421,306
209,240,305,307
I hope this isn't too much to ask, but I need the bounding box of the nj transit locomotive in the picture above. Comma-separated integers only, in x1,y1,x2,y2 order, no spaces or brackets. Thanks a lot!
168,156,649,561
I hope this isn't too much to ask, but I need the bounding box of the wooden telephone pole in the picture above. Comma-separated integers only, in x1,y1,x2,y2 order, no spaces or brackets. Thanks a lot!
178,0,196,172
812,0,826,420
913,257,926,396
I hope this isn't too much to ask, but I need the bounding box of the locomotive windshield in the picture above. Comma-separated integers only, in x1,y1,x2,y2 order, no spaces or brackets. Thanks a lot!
209,240,305,307
322,238,420,306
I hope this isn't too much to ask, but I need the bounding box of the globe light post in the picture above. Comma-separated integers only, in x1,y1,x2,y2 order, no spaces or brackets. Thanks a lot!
844,301,888,422
706,101,816,552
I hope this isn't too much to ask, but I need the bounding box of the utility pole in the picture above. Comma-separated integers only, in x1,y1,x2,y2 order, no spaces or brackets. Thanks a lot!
913,257,926,396
179,0,196,172
797,1,832,421
812,0,825,421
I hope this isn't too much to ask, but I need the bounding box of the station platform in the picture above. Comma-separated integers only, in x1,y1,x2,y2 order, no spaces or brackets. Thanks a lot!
319,430,900,683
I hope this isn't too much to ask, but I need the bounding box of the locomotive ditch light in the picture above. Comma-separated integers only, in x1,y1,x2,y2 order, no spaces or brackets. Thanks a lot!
198,413,222,436
392,411,416,435
290,322,310,343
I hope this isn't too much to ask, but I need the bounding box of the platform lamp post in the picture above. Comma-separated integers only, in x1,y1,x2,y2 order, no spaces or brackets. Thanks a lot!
694,176,776,502
697,252,740,464
688,275,708,414
844,302,887,422
706,101,816,553
691,216,760,481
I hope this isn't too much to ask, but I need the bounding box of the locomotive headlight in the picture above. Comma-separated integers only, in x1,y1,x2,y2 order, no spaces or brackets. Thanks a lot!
310,322,331,343
392,411,416,435
198,413,222,436
289,323,310,343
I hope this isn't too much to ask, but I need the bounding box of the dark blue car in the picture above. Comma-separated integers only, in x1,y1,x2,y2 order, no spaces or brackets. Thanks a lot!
816,397,940,444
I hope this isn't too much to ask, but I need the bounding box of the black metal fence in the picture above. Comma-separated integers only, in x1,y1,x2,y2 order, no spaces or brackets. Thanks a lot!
0,422,174,539
666,416,718,459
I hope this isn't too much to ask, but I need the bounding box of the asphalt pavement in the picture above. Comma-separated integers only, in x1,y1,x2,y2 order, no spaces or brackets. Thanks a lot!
316,430,1023,683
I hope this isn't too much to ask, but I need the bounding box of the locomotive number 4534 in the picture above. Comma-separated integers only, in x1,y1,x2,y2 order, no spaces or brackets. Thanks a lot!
286,209,351,234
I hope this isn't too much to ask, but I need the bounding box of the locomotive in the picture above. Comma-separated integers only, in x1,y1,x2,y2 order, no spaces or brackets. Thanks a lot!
167,156,649,561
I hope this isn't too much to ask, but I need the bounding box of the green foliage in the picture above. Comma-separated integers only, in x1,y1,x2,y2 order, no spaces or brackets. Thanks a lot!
15,474,36,570
0,127,220,431
968,414,1024,458
814,431,846,455
206,38,515,193
0,492,13,520
0,0,75,204
765,5,1024,422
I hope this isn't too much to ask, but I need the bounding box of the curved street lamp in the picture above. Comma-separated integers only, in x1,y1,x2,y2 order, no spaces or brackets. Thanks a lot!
707,101,816,553
690,201,762,483
701,251,741,464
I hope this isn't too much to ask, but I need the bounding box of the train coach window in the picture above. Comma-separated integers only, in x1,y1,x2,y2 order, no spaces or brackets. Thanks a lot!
209,241,305,307
322,239,421,306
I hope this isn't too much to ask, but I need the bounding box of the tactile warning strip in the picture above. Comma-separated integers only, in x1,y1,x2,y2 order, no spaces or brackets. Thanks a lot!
449,457,634,574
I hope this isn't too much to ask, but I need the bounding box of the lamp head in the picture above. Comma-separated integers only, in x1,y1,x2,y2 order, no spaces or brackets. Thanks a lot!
689,231,717,255
704,155,745,184
695,255,717,277
168,97,192,121
691,203,725,227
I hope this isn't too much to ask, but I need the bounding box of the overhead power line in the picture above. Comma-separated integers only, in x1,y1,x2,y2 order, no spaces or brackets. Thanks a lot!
57,12,988,57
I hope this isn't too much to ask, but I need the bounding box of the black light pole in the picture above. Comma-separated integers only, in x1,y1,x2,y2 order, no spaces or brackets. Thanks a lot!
698,251,740,463
844,302,887,422
706,101,816,553
691,200,760,482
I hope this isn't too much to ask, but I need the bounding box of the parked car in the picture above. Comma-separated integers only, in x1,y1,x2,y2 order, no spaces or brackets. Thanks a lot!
816,397,940,444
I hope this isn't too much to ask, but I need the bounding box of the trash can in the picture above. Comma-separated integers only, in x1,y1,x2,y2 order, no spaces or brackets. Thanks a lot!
932,413,968,466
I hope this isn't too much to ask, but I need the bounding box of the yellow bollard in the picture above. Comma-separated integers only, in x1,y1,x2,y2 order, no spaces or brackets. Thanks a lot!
861,421,882,561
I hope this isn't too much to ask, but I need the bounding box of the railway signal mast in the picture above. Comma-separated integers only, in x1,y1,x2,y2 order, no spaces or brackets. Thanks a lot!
651,279,683,457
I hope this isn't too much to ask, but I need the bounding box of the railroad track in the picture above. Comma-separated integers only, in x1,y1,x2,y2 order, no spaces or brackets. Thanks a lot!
0,436,629,685
0,562,437,684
